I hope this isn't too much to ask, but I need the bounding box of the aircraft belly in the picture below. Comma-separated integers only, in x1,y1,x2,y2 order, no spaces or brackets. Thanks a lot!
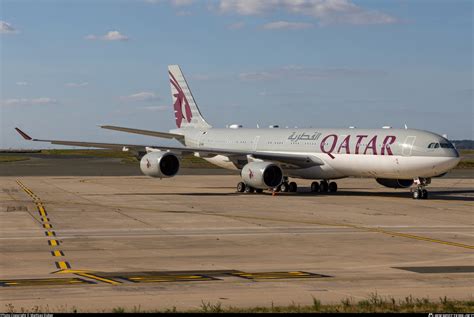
312,155,459,179
203,155,239,170
286,168,346,179
285,162,345,179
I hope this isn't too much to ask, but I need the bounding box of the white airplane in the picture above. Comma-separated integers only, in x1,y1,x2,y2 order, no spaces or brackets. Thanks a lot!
15,65,460,199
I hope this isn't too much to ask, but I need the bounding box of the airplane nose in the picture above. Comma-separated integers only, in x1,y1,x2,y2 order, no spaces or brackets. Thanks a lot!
444,156,461,170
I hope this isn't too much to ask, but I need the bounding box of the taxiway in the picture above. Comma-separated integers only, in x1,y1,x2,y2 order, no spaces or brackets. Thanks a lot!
0,175,472,312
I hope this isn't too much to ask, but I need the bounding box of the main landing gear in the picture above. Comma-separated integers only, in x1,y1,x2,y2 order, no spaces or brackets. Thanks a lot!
237,178,339,195
310,180,338,193
411,177,431,199
236,182,264,194
236,178,298,194
279,179,298,193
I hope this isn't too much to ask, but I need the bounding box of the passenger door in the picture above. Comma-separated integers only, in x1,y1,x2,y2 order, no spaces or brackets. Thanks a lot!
402,136,416,156
253,136,260,151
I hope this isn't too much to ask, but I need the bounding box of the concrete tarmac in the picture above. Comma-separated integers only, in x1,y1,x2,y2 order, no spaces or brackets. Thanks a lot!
0,175,473,312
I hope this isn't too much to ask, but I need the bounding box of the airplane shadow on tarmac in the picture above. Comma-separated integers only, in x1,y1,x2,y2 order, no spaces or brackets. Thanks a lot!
114,189,474,201
332,189,474,202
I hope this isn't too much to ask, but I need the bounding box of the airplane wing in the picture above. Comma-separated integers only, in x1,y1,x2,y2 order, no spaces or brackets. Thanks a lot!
15,128,324,168
100,125,185,142
249,152,324,168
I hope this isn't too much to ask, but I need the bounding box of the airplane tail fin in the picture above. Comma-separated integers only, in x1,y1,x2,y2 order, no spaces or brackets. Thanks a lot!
168,65,211,129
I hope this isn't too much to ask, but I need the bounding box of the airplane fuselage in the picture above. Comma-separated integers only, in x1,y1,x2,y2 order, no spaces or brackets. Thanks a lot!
173,127,460,180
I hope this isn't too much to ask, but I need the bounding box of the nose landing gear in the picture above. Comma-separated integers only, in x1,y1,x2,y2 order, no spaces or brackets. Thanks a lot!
411,177,431,199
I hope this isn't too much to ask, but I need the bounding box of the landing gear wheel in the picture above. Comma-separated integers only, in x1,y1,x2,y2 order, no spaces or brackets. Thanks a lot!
237,182,246,193
413,189,421,199
311,181,320,193
412,177,431,200
320,181,329,193
421,189,428,199
289,182,297,192
255,189,264,194
244,186,255,194
328,182,338,193
274,185,281,192
280,182,289,192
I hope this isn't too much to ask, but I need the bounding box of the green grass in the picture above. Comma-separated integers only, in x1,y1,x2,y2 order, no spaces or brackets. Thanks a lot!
7,295,470,313
39,149,132,159
39,149,137,164
457,160,474,169
180,155,219,168
458,150,474,169
0,156,30,163
38,149,220,168
132,295,474,313
460,149,474,155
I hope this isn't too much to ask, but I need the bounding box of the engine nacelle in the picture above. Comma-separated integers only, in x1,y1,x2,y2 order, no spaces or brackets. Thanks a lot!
376,178,413,188
140,151,180,178
241,162,283,189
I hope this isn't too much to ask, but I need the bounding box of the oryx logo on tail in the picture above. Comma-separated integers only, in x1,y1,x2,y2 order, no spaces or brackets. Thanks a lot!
169,71,192,128
168,65,212,129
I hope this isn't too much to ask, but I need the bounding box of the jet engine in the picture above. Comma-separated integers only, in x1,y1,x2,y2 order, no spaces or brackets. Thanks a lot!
241,162,283,189
140,151,180,178
376,178,413,188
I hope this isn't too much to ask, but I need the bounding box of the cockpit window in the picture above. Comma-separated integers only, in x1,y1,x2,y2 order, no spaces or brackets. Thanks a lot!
440,143,454,149
428,142,454,149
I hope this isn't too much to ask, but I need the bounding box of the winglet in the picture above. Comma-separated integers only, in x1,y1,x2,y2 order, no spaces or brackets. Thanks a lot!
15,128,33,140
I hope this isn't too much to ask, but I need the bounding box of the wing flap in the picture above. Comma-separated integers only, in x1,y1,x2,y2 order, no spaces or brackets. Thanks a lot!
100,125,185,141
251,152,324,168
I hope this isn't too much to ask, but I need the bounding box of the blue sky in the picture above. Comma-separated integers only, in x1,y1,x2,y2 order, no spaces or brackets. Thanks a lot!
1,0,472,149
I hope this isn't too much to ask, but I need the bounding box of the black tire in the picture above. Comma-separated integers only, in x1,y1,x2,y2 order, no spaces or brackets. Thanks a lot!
255,189,264,194
320,181,329,193
421,189,428,199
280,182,289,192
244,186,255,194
289,182,297,192
328,182,338,193
413,189,421,199
237,182,246,193
311,181,320,193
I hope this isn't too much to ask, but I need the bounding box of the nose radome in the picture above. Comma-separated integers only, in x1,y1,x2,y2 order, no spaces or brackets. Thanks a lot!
445,157,461,170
